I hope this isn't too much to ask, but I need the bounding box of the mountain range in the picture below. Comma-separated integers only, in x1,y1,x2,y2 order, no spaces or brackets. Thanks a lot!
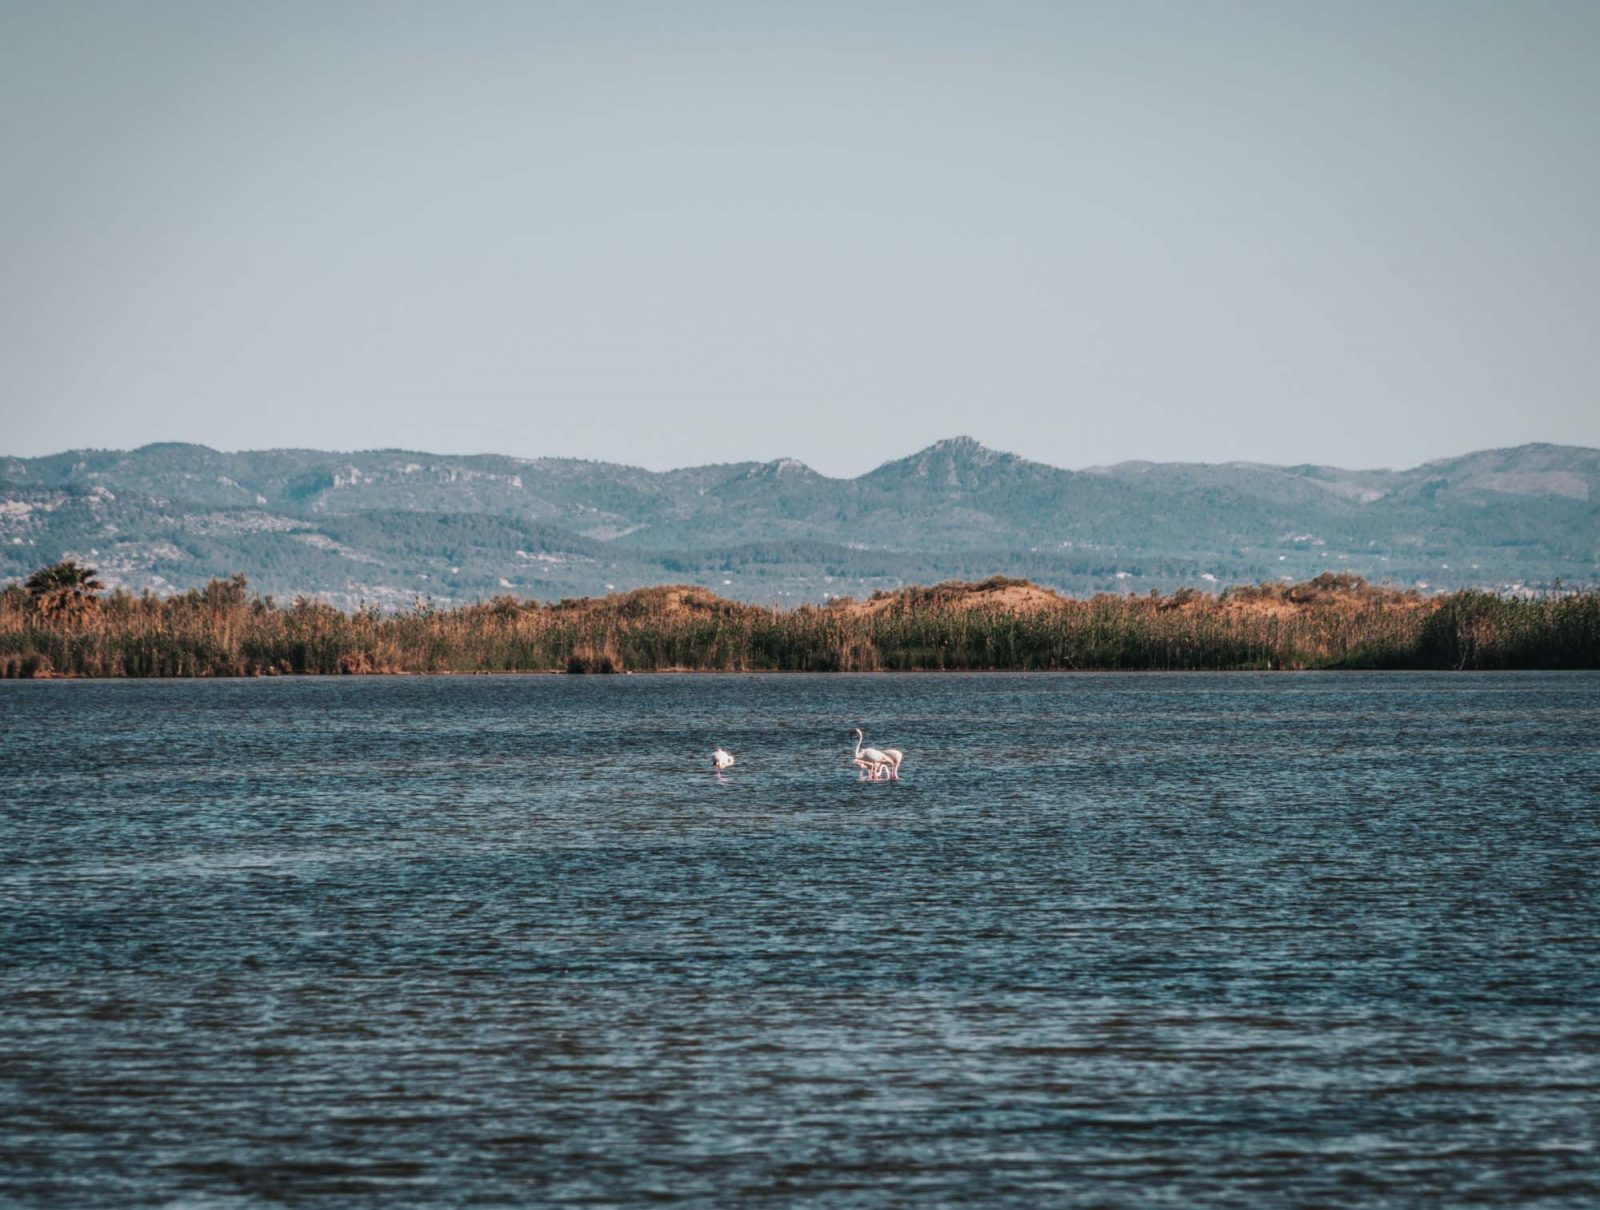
2,439,1595,606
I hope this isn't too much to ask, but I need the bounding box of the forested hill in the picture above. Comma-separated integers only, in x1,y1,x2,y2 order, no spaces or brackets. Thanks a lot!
1,439,1595,607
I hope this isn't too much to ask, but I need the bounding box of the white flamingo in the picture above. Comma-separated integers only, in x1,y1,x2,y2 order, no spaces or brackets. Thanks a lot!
880,748,904,780
712,748,736,772
853,728,893,780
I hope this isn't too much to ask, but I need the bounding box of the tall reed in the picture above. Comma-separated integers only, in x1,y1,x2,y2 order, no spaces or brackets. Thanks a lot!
2,573,1596,677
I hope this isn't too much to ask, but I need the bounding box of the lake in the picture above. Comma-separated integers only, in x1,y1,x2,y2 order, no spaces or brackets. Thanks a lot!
2,672,1598,1206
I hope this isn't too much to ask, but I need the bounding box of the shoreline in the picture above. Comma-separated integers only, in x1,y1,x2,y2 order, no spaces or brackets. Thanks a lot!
6,665,1595,682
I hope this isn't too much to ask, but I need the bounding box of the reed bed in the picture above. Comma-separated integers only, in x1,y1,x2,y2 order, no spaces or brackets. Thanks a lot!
2,573,1597,678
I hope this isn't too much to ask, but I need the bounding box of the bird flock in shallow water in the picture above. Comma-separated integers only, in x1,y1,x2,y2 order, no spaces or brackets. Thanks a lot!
711,728,903,780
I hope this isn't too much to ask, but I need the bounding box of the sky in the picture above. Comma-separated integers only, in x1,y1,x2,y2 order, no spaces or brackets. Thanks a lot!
1,0,1596,477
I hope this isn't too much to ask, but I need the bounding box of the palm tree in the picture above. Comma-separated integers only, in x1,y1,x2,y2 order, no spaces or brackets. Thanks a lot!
25,561,105,623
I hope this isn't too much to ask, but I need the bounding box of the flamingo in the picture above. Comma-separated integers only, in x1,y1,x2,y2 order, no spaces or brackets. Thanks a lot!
853,728,893,780
880,748,904,780
712,748,735,772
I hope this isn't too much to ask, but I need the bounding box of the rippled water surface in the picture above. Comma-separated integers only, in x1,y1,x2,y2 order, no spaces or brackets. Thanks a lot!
3,672,1599,1206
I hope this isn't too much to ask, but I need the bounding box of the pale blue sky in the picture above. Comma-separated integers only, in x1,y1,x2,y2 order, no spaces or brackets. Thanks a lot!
1,1,1595,475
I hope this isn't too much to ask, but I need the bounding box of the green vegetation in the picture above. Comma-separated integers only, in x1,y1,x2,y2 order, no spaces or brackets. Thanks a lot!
3,564,1597,677
23,560,104,623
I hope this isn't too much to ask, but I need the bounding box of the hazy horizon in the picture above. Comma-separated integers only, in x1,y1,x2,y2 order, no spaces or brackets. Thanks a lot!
3,2,1596,477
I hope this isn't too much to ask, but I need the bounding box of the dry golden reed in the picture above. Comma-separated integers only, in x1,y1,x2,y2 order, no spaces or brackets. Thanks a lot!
2,571,1596,677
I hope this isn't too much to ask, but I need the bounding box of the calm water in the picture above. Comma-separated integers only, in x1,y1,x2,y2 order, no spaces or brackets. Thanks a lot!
2,672,1598,1207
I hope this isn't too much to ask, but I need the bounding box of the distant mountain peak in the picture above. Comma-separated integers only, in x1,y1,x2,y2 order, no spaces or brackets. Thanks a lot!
924,435,996,459
878,436,1013,473
744,456,816,480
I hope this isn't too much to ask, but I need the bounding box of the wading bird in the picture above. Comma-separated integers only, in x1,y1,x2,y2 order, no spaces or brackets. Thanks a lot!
712,748,736,772
879,748,904,780
853,728,893,780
